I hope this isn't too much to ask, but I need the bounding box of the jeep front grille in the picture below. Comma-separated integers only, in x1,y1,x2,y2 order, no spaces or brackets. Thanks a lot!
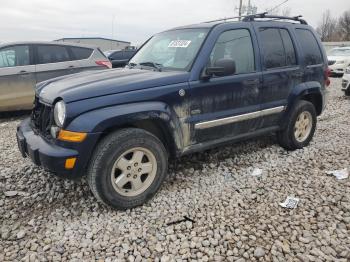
31,97,53,137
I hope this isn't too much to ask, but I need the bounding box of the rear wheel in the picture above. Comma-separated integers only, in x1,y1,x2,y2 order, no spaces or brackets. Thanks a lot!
87,128,168,210
277,100,317,150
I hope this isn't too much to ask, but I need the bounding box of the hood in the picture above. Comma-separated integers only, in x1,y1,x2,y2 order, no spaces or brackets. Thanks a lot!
37,68,190,104
327,55,350,61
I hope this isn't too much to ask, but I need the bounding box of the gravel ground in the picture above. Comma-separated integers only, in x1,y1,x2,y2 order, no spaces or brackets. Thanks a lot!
0,77,349,262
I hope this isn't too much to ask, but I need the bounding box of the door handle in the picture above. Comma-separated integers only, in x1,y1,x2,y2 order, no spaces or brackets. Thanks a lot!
243,79,260,86
68,65,75,69
19,70,28,74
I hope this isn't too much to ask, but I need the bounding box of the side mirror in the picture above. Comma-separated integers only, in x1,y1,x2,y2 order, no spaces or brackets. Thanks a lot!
204,58,236,78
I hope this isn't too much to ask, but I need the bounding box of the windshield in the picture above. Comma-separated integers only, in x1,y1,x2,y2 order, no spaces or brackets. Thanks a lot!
329,48,350,56
129,28,209,71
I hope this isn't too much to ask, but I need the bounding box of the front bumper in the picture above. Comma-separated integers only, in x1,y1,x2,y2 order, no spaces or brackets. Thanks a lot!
16,118,98,178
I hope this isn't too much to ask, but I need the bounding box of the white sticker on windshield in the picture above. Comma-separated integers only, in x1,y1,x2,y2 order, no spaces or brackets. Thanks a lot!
168,40,192,48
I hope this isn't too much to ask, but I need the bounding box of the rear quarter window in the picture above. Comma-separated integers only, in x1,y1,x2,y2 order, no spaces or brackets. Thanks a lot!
295,29,323,65
70,47,93,60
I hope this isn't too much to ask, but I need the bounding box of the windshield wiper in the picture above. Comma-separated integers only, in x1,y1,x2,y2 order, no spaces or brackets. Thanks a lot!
138,62,163,71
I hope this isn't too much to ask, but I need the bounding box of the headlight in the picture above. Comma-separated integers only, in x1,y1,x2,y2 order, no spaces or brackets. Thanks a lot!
346,68,350,74
54,100,66,127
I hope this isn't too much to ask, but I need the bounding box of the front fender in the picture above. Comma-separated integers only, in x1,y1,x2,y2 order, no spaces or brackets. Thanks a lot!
66,102,183,153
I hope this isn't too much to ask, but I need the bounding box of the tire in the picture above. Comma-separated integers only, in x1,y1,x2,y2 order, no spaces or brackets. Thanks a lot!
87,128,168,210
345,89,350,96
277,100,317,150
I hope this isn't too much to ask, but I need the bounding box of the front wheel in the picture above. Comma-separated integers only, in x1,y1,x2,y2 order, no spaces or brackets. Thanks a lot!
87,128,168,210
277,100,317,150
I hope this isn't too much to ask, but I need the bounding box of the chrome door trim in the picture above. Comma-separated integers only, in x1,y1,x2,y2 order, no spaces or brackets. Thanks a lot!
195,106,285,130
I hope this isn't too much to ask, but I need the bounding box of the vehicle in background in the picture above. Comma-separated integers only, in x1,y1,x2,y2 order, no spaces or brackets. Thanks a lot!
342,67,350,96
0,42,111,112
105,49,137,68
327,47,350,76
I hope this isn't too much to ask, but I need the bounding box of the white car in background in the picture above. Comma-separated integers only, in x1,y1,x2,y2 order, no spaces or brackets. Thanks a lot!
342,67,350,96
327,47,350,76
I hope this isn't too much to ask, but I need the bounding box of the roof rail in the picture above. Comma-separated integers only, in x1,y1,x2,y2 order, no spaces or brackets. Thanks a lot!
203,15,246,24
242,12,308,24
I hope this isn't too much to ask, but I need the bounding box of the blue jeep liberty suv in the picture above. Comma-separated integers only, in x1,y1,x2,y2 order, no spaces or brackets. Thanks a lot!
17,13,330,209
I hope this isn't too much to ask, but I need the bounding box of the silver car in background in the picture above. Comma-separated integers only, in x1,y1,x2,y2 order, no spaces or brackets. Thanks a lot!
0,42,111,112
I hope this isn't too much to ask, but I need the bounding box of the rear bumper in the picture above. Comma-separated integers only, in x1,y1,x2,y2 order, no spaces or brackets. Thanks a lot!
16,118,99,178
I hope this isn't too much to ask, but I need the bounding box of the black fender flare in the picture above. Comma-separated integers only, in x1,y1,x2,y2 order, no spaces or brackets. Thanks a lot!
66,101,183,153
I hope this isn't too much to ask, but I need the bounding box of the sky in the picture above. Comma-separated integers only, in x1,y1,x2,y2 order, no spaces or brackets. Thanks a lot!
0,0,349,46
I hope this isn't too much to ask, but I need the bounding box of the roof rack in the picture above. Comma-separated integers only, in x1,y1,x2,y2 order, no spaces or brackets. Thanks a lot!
242,12,308,24
203,12,307,25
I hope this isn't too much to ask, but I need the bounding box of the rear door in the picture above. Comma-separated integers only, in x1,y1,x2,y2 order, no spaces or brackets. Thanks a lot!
34,44,75,83
254,25,301,128
0,44,36,111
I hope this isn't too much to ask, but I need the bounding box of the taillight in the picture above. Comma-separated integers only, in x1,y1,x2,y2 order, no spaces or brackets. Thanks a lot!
95,60,112,69
324,67,331,87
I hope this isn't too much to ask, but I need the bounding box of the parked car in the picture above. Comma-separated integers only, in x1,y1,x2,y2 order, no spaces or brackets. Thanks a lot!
342,67,350,96
17,13,330,209
0,42,111,112
105,49,137,68
327,47,350,76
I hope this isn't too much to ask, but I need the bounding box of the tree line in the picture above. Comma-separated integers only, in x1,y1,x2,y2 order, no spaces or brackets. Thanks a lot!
317,9,350,42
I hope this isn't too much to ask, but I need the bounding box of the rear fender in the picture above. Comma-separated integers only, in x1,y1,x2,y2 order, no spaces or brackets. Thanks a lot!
280,82,323,129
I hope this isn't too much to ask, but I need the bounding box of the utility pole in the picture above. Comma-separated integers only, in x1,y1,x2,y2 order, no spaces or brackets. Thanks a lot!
238,0,243,20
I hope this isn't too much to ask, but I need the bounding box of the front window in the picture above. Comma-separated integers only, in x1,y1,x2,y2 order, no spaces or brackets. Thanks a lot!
129,28,209,71
328,48,350,56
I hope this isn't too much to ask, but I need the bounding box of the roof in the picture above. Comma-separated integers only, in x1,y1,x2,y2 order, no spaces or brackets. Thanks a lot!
0,41,97,49
56,37,130,44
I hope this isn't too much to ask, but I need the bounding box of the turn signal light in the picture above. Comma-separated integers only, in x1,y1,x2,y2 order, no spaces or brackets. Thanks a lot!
58,130,87,142
65,158,77,169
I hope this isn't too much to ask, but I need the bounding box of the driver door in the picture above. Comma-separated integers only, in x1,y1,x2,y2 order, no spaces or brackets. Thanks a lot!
188,27,262,144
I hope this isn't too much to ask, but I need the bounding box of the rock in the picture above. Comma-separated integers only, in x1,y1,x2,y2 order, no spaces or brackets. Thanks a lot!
16,230,26,239
4,191,18,197
254,247,265,258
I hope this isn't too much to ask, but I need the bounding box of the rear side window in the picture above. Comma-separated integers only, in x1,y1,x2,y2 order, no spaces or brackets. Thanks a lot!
0,45,30,68
70,47,93,60
209,29,255,74
37,45,70,64
259,28,285,69
111,52,123,60
259,28,297,69
124,51,135,59
280,29,297,66
295,29,323,65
